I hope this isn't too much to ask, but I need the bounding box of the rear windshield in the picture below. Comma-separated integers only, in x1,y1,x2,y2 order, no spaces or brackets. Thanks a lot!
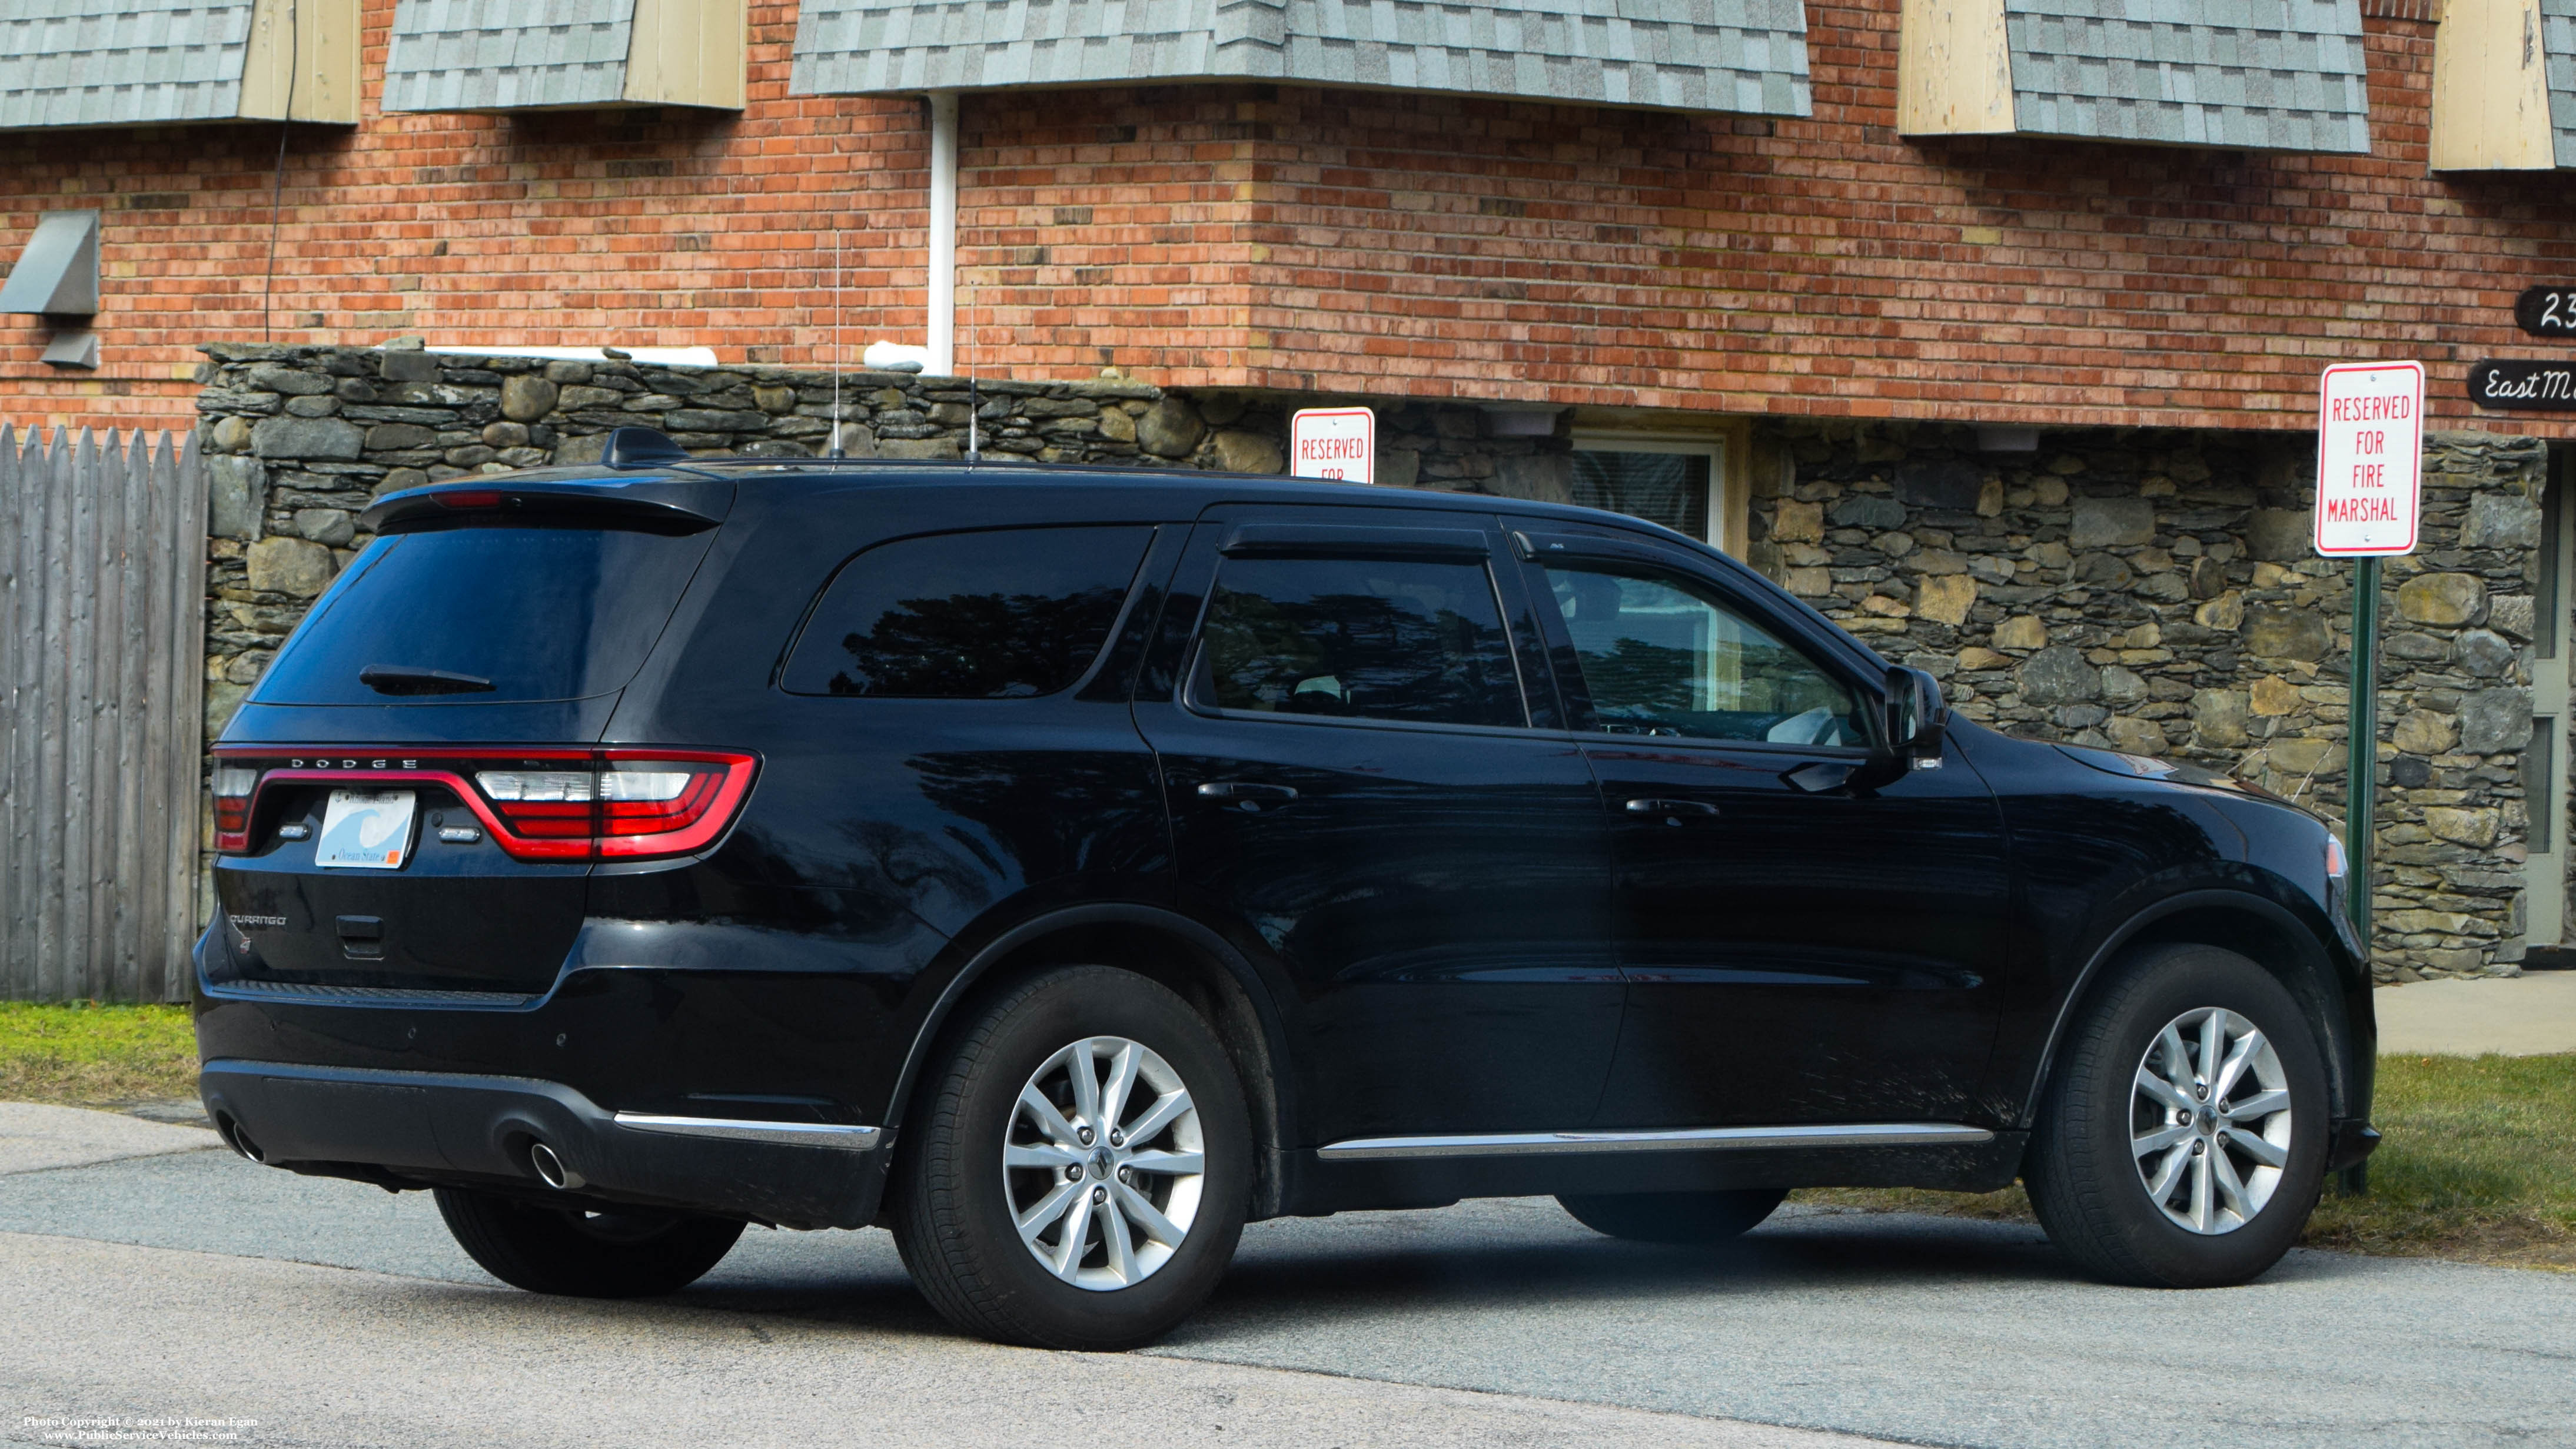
254,526,716,705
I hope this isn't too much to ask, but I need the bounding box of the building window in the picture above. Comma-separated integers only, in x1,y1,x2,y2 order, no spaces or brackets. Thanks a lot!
1568,436,1727,550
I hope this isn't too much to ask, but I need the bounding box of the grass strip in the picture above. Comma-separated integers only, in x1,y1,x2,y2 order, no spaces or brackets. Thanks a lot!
1795,1051,2576,1271
0,1001,198,1106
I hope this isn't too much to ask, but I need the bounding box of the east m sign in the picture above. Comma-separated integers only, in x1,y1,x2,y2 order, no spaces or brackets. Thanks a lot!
2468,360,2576,411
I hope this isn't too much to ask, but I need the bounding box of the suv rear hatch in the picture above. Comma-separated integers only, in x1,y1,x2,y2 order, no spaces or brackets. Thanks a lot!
208,474,742,998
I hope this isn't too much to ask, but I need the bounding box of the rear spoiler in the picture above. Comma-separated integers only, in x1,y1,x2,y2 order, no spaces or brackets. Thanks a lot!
360,474,732,537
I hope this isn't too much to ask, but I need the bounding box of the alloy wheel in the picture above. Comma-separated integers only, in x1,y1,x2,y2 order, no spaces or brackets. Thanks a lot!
1004,1035,1206,1291
2130,1006,2295,1235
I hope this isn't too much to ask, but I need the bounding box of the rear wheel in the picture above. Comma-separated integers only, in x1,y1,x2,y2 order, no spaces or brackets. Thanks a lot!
434,1187,744,1297
1557,1188,1786,1244
2025,943,2329,1288
889,965,1253,1350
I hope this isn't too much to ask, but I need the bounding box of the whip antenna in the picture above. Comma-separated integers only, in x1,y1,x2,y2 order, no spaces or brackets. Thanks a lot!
827,214,846,458
964,283,980,463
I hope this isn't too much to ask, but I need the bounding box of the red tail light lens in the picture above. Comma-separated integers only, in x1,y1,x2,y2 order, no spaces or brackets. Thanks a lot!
473,770,598,843
467,756,753,855
594,752,756,858
207,749,756,862
212,765,260,852
600,763,724,838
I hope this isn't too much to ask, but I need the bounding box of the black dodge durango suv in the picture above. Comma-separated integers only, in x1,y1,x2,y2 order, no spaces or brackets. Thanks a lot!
196,430,2378,1349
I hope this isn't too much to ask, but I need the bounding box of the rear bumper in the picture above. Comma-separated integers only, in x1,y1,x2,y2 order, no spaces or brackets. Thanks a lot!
199,1059,890,1230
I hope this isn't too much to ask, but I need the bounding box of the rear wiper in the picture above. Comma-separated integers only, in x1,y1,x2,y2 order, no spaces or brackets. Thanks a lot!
360,664,496,696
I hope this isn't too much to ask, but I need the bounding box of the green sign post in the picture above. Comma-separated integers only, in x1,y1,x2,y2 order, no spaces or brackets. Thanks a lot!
2315,360,2421,1199
2314,361,2425,947
2344,557,2381,941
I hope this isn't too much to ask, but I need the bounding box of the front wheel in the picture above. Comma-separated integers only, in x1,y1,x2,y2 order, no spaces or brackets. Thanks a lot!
889,965,1253,1350
1558,1188,1786,1244
2025,943,2330,1288
434,1188,744,1298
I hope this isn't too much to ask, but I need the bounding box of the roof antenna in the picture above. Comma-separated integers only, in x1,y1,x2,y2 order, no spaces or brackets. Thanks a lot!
827,210,846,458
964,282,980,464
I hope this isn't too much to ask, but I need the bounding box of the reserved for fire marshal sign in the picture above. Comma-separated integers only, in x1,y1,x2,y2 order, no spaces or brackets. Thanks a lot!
2314,361,2424,558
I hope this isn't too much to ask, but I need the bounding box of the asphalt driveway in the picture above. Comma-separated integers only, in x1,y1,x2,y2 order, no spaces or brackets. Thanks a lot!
1,1108,2570,1448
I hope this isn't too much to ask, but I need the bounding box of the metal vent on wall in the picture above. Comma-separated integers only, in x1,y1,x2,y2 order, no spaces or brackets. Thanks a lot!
0,210,99,316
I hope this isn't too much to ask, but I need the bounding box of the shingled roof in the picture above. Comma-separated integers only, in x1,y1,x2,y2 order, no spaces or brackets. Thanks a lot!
382,0,640,112
2002,0,2372,153
2545,0,2576,167
789,0,1813,117
0,0,256,130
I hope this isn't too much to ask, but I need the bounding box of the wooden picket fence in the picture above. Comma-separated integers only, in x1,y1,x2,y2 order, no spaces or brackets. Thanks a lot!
0,426,207,1002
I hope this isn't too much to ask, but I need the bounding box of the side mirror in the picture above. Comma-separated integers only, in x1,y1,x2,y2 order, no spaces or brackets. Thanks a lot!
1884,666,1949,767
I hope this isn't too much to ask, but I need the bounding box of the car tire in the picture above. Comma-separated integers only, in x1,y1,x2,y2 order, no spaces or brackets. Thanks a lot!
434,1187,745,1298
2025,942,2330,1288
1557,1188,1787,1244
889,965,1253,1351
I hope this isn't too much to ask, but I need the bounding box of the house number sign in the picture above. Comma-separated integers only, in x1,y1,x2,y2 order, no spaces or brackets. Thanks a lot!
2514,287,2576,338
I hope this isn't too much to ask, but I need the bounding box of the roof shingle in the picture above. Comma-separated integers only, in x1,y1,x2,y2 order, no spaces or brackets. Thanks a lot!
790,0,1812,116
0,0,255,130
381,0,638,113
2002,0,2372,154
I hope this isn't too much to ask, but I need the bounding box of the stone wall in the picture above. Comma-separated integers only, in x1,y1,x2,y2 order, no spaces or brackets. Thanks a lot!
1739,423,2548,982
191,345,2548,980
191,344,1569,736
197,344,1156,737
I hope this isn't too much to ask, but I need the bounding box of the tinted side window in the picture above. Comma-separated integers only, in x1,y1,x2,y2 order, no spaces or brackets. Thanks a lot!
784,526,1154,698
1542,563,1864,746
1193,555,1525,729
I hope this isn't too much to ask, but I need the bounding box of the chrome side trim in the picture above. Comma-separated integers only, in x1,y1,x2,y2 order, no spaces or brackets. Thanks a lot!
613,1112,883,1151
1315,1122,1994,1161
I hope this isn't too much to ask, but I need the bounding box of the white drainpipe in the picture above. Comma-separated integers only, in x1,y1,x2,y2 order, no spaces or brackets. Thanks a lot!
927,91,959,377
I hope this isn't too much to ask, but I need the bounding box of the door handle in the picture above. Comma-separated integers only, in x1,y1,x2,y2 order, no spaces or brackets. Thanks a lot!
1197,781,1299,812
1625,798,1718,819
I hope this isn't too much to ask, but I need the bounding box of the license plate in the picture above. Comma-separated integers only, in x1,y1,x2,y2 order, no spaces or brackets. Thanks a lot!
315,789,417,869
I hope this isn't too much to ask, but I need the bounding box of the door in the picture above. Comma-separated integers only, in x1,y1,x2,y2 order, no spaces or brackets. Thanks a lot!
1134,506,1624,1144
1518,531,2010,1128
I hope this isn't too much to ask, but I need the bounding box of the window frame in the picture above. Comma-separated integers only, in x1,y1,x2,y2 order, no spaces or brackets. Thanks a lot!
1175,532,1545,739
1516,533,1887,757
1567,430,1737,553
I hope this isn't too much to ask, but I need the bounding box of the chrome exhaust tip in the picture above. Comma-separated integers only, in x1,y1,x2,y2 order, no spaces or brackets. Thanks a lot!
527,1140,583,1190
214,1114,265,1164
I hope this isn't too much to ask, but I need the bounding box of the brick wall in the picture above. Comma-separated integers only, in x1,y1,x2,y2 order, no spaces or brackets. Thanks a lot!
9,4,2576,442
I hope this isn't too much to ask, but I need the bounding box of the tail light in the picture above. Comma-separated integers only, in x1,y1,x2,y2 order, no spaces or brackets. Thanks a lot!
210,749,756,862
470,754,754,858
474,769,599,843
599,763,729,843
212,765,260,852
